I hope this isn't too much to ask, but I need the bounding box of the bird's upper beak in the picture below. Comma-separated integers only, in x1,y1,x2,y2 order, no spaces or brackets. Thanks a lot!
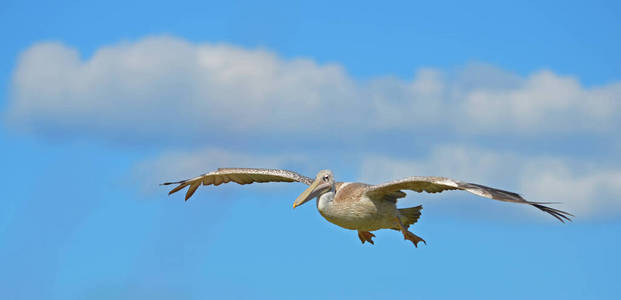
293,178,331,208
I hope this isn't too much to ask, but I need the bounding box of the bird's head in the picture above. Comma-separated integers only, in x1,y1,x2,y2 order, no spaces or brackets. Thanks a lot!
292,169,335,208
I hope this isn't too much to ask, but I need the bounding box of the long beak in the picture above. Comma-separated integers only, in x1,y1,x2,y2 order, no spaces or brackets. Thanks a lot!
293,179,330,209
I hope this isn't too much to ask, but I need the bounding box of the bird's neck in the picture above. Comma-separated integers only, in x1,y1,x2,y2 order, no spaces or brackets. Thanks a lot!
316,191,335,212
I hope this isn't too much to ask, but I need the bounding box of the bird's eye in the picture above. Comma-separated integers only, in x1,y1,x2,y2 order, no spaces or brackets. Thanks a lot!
323,175,329,182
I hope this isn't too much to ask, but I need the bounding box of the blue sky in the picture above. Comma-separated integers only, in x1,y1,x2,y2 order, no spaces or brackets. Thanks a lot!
1,0,621,299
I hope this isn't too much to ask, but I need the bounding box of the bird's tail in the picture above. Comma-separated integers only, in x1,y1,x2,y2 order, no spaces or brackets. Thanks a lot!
399,205,422,227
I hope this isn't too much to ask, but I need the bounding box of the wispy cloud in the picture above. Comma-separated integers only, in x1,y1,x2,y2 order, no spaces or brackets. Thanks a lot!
360,145,621,218
6,36,620,145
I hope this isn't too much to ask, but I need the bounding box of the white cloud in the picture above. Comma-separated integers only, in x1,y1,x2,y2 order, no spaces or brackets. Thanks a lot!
5,36,621,144
520,159,621,218
360,146,516,184
7,36,360,142
462,71,621,134
8,36,620,219
360,145,621,219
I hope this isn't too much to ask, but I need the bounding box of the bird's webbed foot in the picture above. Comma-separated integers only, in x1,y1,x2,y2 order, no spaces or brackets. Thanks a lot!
395,216,426,247
403,230,426,248
357,230,376,245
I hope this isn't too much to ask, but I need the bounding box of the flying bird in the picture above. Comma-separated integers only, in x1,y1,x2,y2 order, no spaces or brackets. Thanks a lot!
162,168,572,247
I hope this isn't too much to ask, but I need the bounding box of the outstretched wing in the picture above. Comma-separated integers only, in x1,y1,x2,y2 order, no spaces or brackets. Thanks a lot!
364,176,573,223
162,168,313,201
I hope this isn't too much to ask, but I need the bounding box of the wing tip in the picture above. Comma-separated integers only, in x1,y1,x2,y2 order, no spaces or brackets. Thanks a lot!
163,181,190,196
531,203,574,223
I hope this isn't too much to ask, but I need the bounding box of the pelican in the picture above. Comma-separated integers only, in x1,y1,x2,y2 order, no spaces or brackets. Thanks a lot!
162,168,572,247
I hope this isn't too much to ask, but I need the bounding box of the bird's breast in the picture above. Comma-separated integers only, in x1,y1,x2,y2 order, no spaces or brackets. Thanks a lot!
316,184,398,231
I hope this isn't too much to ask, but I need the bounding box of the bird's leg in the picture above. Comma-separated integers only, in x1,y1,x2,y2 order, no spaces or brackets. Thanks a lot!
395,216,426,247
357,230,376,245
